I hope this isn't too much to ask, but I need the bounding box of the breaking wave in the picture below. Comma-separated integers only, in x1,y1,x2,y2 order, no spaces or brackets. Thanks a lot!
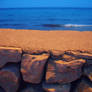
42,24,92,27
42,24,92,28
64,24,92,27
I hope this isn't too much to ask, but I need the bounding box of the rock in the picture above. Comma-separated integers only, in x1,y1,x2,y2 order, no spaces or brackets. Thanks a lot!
21,53,49,83
24,49,49,55
0,65,20,92
74,78,92,92
42,82,71,92
0,47,22,68
66,51,92,59
50,50,64,59
62,54,77,61
83,65,92,81
46,59,86,83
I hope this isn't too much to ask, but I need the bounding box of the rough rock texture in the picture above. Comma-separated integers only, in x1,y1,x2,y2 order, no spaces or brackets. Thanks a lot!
46,59,86,83
50,50,64,59
0,47,22,68
0,65,20,92
74,78,92,92
66,51,92,59
42,82,71,92
83,65,92,81
21,53,49,83
62,54,77,61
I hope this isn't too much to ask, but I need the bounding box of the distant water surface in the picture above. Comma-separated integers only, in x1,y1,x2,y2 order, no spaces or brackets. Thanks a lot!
0,8,92,31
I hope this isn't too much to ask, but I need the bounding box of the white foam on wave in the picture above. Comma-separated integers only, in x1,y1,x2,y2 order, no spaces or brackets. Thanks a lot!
64,24,92,27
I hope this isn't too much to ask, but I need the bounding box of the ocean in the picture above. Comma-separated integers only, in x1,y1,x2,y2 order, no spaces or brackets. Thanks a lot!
0,8,92,31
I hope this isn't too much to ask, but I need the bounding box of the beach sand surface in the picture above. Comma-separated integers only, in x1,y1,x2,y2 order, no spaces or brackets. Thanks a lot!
0,29,92,53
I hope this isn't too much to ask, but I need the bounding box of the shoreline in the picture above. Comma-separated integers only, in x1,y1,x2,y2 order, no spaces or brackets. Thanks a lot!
0,28,92,54
0,28,91,32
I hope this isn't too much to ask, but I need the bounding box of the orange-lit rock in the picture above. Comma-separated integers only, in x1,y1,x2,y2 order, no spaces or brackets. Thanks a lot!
62,54,77,61
42,82,71,92
21,53,49,83
0,47,22,68
66,51,92,59
46,59,86,83
50,50,64,59
0,65,20,92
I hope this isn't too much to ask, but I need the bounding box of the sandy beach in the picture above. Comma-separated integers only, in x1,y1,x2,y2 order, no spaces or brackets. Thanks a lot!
0,29,92,54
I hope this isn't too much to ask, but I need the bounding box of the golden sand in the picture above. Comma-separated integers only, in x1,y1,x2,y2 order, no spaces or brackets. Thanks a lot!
0,29,92,53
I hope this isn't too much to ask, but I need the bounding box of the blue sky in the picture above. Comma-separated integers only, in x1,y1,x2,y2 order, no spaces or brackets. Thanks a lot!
0,0,92,8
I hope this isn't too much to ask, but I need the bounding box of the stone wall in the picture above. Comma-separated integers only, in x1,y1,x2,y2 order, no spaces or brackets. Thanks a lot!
0,47,92,92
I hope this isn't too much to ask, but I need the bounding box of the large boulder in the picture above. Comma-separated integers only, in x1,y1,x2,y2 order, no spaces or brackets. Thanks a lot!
74,78,92,92
42,82,71,92
0,47,22,68
0,65,20,92
46,59,85,83
21,53,49,83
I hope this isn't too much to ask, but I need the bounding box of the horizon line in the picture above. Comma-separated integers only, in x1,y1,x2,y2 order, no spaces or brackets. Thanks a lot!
0,7,92,9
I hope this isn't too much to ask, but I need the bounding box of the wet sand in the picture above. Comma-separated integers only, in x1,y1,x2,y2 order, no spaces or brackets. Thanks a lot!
0,29,92,53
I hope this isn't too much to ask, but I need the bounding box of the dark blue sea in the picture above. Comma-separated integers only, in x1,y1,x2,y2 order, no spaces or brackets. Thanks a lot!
0,8,92,31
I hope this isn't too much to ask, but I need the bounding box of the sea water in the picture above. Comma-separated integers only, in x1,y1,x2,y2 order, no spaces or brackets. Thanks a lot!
0,8,92,31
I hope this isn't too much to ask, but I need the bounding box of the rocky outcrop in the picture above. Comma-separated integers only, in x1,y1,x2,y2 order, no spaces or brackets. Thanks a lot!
66,51,92,59
0,47,22,68
46,59,86,83
0,46,92,92
0,65,20,92
62,54,77,61
21,54,49,83
42,82,71,92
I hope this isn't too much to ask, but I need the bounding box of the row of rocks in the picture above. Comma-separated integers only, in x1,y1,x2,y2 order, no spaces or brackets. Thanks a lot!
0,47,92,92
0,47,22,68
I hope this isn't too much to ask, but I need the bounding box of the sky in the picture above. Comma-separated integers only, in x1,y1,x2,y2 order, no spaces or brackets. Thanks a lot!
0,0,92,8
